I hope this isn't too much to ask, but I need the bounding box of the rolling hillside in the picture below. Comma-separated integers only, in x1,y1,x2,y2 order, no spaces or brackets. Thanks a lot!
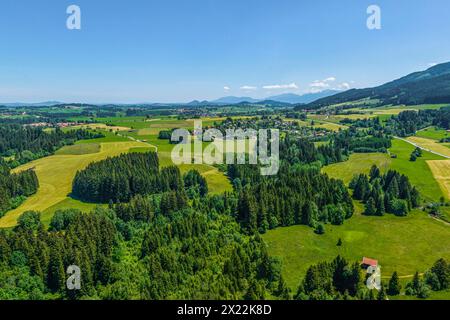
304,62,450,109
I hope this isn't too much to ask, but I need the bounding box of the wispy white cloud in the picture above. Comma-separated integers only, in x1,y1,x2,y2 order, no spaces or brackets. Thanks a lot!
262,83,298,90
240,85,257,91
308,76,353,93
310,81,330,89
223,86,230,91
337,82,350,90
309,76,336,90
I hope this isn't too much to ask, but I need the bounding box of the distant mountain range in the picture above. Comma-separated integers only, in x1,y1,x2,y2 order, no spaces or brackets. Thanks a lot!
0,101,63,107
1,91,340,108
207,90,340,105
305,62,450,109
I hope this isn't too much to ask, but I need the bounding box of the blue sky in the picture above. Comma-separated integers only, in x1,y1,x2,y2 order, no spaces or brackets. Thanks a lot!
0,0,449,103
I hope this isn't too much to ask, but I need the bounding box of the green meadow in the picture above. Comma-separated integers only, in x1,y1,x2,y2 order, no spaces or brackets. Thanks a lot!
416,126,450,141
263,211,450,291
324,139,447,202
389,139,446,201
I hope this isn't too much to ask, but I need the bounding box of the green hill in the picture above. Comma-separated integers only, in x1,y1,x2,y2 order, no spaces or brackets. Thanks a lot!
303,62,450,109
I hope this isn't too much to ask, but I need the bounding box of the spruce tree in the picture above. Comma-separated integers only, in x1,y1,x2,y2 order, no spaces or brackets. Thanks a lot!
387,271,401,295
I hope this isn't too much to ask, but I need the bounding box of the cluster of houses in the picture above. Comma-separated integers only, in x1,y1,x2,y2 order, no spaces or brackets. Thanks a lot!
27,122,77,128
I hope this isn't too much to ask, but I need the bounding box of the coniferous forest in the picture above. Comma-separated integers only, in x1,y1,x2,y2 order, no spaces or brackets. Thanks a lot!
0,197,282,299
0,160,39,218
350,166,420,216
72,153,184,203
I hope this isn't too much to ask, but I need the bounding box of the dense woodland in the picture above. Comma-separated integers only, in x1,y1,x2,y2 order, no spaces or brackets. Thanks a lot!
0,124,103,168
350,166,420,216
227,137,354,234
72,153,183,203
0,195,283,299
0,160,39,218
385,107,450,136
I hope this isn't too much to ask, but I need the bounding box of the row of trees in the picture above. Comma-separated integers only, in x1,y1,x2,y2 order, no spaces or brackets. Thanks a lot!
295,256,449,300
350,166,420,216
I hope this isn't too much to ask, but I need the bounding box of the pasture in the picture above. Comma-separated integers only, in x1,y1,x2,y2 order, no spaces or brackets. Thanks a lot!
322,153,391,184
263,210,450,291
416,127,450,141
322,141,445,202
55,143,100,155
279,142,450,293
389,139,445,201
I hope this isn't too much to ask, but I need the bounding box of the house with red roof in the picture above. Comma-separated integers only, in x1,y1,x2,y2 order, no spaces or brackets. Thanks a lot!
361,257,378,269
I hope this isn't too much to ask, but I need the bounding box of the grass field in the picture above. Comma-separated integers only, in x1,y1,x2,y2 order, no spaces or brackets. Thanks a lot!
322,153,391,184
440,206,450,223
312,120,347,131
416,127,450,141
76,130,130,144
322,141,446,202
55,143,100,155
40,198,103,226
263,210,450,291
0,141,148,228
389,139,445,201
